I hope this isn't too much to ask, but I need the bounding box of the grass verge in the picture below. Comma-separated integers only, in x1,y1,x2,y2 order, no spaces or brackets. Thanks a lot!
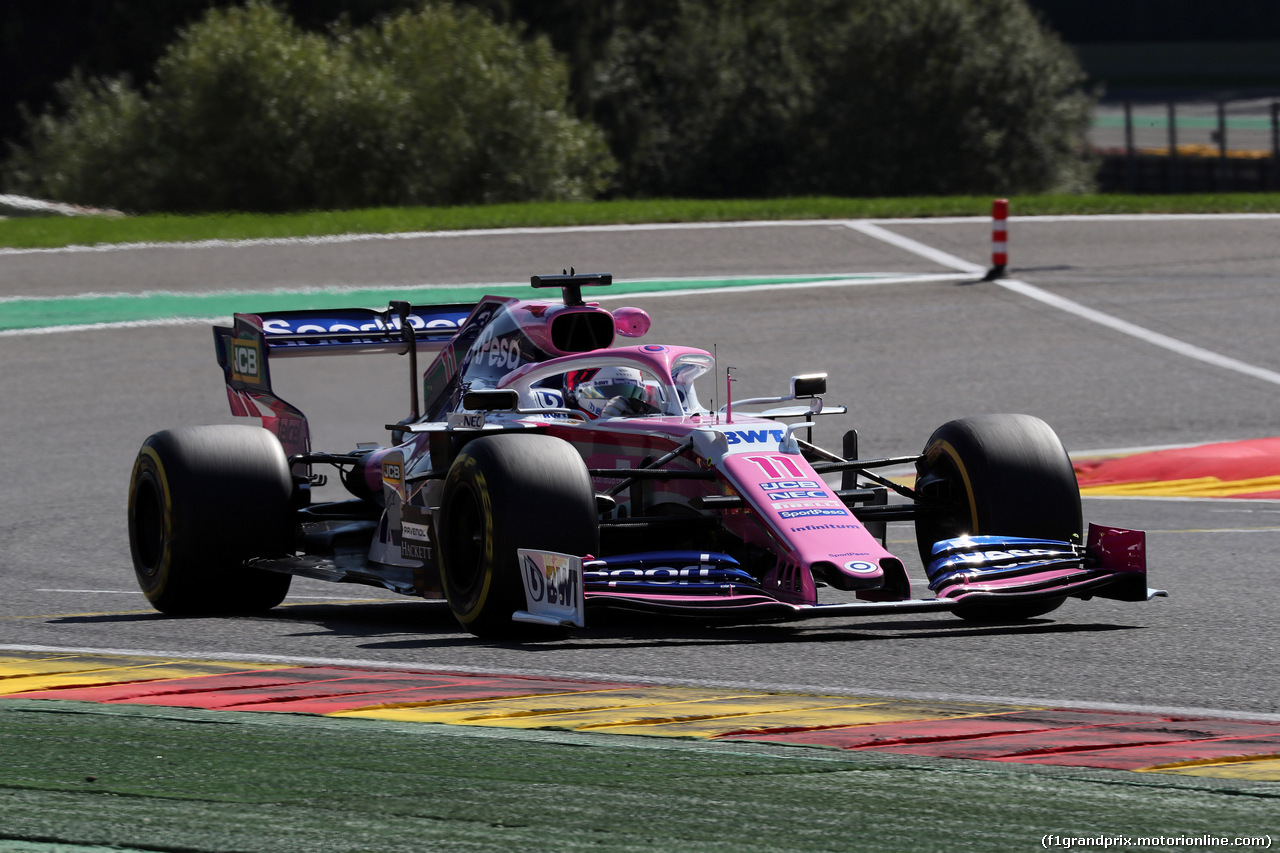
5,194,1280,251
1,700,1275,853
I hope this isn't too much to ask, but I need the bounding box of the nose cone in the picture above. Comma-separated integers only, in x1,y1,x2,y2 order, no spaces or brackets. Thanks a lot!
811,559,885,591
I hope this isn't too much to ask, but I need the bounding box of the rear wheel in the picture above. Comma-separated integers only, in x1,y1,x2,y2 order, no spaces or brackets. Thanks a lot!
437,434,597,638
914,414,1082,621
128,425,294,614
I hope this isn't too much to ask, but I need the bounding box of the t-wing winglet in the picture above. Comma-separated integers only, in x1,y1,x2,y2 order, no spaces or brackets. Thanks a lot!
530,272,613,306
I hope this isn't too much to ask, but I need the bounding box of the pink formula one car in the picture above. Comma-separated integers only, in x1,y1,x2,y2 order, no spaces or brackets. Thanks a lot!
127,273,1163,637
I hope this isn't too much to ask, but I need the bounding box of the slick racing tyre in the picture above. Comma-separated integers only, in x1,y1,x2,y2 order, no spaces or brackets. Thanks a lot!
437,434,598,638
914,414,1082,622
128,425,294,614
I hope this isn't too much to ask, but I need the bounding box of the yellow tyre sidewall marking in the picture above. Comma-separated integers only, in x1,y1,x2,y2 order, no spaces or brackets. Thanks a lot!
926,439,980,533
443,456,496,626
131,445,174,598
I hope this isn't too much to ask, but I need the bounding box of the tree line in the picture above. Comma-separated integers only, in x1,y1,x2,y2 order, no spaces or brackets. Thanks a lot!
1,0,1096,212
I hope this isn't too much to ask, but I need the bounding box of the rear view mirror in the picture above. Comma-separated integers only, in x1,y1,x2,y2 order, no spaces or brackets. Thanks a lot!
790,374,827,398
462,389,520,411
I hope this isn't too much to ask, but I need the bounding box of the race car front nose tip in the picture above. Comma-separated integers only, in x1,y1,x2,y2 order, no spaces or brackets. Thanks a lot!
811,560,884,591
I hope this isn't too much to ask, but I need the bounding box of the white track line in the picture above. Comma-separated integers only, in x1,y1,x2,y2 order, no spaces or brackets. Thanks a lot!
0,218,876,257
0,271,937,304
1084,494,1280,504
0,317,217,337
34,589,142,594
7,212,1280,258
593,272,971,301
10,216,1280,385
880,213,1280,225
851,220,1280,389
843,221,986,274
0,274,968,337
998,278,1280,388
3,642,1278,722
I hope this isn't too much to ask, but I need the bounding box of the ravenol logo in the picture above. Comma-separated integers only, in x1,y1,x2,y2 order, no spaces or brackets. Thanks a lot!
231,338,262,385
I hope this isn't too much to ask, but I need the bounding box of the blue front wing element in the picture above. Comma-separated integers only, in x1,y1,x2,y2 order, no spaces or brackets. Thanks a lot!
583,551,760,595
926,535,1084,592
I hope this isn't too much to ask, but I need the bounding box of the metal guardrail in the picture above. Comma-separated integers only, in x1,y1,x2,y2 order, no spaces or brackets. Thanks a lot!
1091,99,1280,192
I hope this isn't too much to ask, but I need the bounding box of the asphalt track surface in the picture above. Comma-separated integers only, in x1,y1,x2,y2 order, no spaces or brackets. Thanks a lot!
2,215,1279,721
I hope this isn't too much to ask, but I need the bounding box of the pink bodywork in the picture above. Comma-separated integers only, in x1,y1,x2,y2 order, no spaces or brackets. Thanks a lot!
504,344,900,605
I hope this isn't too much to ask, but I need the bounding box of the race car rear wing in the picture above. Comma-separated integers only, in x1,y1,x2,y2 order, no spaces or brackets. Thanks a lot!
213,301,475,462
216,302,476,359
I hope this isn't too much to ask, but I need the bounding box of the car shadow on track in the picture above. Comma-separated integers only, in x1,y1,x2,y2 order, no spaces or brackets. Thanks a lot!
350,613,1142,652
439,620,1142,653
49,604,1142,652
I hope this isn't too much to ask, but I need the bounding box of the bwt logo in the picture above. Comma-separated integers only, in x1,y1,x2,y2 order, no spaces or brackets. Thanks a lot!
522,554,579,607
724,429,785,446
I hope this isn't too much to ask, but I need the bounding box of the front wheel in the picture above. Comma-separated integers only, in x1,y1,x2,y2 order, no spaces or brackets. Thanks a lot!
437,434,598,638
914,414,1082,621
128,425,294,614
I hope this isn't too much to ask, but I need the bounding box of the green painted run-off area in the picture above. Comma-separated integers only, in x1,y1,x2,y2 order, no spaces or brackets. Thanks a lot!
1,700,1275,853
0,275,882,333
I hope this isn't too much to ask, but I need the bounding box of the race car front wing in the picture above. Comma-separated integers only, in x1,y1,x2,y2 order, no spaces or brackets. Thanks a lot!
513,524,1166,628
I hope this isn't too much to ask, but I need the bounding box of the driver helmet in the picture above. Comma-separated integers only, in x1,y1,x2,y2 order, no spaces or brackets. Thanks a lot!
566,366,646,419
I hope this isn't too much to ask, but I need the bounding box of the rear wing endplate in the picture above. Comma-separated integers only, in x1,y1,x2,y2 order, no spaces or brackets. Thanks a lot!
213,301,475,462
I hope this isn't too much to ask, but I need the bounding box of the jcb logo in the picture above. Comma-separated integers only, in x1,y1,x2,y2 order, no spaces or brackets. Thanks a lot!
234,345,257,375
231,339,261,383
382,462,402,482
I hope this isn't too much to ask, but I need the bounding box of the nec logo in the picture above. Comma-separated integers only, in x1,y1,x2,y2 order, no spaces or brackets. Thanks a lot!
768,490,827,501
447,412,486,429
724,429,785,445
